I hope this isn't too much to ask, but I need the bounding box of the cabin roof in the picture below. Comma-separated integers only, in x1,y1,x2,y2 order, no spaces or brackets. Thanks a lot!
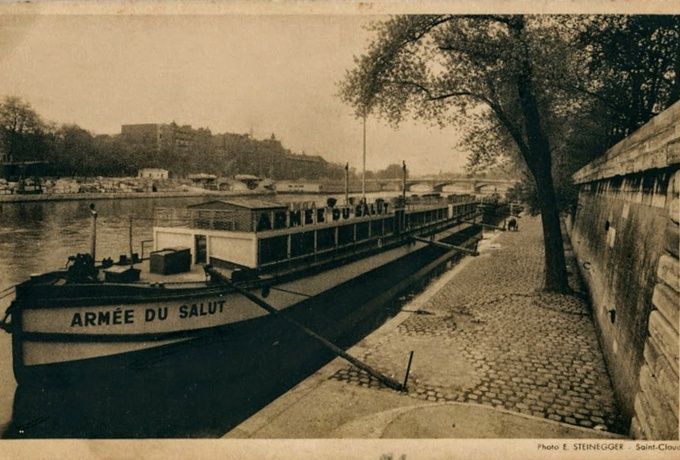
187,199,286,210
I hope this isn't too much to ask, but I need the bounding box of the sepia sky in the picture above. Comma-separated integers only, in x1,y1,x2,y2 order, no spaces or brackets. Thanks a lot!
0,14,468,175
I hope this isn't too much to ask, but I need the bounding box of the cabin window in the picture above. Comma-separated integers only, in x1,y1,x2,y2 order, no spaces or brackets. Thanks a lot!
194,211,212,230
258,236,287,264
213,219,235,231
370,219,383,236
316,208,326,224
273,211,287,229
256,212,273,232
338,224,354,245
317,228,335,251
291,231,315,257
384,218,394,235
289,210,302,227
304,209,314,225
356,222,370,241
195,234,207,264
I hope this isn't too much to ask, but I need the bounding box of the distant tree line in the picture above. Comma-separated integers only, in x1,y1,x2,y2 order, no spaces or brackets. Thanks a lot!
0,98,409,181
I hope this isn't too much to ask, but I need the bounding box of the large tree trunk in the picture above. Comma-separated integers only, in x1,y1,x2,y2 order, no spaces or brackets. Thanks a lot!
533,164,570,293
511,16,571,293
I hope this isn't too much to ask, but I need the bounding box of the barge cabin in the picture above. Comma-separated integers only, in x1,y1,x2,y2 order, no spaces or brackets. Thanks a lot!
152,197,478,278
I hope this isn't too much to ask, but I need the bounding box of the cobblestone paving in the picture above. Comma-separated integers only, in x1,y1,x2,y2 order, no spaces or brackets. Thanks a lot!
331,216,627,434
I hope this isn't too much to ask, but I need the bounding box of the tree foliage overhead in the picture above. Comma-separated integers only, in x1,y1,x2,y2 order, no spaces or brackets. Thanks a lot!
341,15,679,206
340,14,580,292
574,16,680,146
341,15,596,182
502,15,680,214
339,14,679,292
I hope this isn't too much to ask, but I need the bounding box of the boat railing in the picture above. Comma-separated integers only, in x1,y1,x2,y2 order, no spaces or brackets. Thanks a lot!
254,202,479,269
153,198,479,235
257,232,385,270
255,204,477,271
154,208,250,232
154,202,396,234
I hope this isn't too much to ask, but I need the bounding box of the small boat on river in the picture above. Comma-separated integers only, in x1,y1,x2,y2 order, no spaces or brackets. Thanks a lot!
2,194,496,385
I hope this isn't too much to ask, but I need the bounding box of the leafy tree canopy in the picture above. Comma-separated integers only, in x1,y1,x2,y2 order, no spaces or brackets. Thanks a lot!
339,14,679,292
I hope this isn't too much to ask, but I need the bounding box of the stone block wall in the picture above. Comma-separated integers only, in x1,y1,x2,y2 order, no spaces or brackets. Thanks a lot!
571,100,679,439
629,175,679,440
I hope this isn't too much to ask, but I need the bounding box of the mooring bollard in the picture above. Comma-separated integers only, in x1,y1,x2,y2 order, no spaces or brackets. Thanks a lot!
402,350,415,391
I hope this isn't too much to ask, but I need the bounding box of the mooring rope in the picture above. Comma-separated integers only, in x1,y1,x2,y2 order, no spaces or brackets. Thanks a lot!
0,285,16,300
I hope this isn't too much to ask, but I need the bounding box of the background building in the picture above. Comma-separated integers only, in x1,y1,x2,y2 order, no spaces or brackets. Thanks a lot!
138,168,169,180
121,123,161,149
121,123,196,153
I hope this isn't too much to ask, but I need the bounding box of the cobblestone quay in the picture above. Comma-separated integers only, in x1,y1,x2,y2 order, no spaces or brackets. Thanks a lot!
229,215,627,438
333,215,626,434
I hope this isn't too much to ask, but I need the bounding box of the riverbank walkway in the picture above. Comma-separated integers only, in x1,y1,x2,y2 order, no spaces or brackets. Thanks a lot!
226,215,627,439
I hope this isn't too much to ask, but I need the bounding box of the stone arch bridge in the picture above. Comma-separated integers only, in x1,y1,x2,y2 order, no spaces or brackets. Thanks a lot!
375,177,518,195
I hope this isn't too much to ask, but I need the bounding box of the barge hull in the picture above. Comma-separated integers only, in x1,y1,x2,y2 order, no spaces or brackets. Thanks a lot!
12,224,481,386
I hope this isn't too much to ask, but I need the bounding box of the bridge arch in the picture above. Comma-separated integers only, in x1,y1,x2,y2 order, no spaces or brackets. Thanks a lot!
439,182,475,193
408,182,434,193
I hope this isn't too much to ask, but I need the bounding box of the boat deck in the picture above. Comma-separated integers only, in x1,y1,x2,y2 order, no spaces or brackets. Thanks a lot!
102,260,214,287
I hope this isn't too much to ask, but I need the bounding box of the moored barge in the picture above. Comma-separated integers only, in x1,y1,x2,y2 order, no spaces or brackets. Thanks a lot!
2,194,488,384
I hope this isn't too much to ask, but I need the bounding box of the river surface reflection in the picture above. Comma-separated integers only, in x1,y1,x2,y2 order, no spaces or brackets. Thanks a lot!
0,191,400,437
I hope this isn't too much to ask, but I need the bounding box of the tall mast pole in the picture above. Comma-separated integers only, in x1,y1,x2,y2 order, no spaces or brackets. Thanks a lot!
89,203,97,262
402,161,407,201
344,162,349,205
129,215,134,266
362,113,366,201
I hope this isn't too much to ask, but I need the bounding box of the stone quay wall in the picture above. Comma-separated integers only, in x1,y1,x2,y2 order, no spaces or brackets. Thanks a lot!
570,100,679,440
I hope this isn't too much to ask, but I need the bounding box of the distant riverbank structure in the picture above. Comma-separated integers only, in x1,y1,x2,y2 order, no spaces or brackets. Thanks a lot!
121,123,195,155
138,168,169,180
121,124,342,181
0,160,48,194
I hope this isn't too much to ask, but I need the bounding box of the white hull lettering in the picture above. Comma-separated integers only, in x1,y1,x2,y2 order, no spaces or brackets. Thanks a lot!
145,307,169,322
67,300,227,328
70,308,135,327
178,300,226,319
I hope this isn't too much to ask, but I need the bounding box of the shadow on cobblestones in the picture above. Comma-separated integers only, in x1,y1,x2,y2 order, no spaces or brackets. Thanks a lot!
331,216,627,435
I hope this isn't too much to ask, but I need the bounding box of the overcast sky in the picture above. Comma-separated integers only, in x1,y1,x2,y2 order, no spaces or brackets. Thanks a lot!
0,14,469,175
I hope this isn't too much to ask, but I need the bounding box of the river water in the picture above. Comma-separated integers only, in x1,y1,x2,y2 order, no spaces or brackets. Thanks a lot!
0,191,404,436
